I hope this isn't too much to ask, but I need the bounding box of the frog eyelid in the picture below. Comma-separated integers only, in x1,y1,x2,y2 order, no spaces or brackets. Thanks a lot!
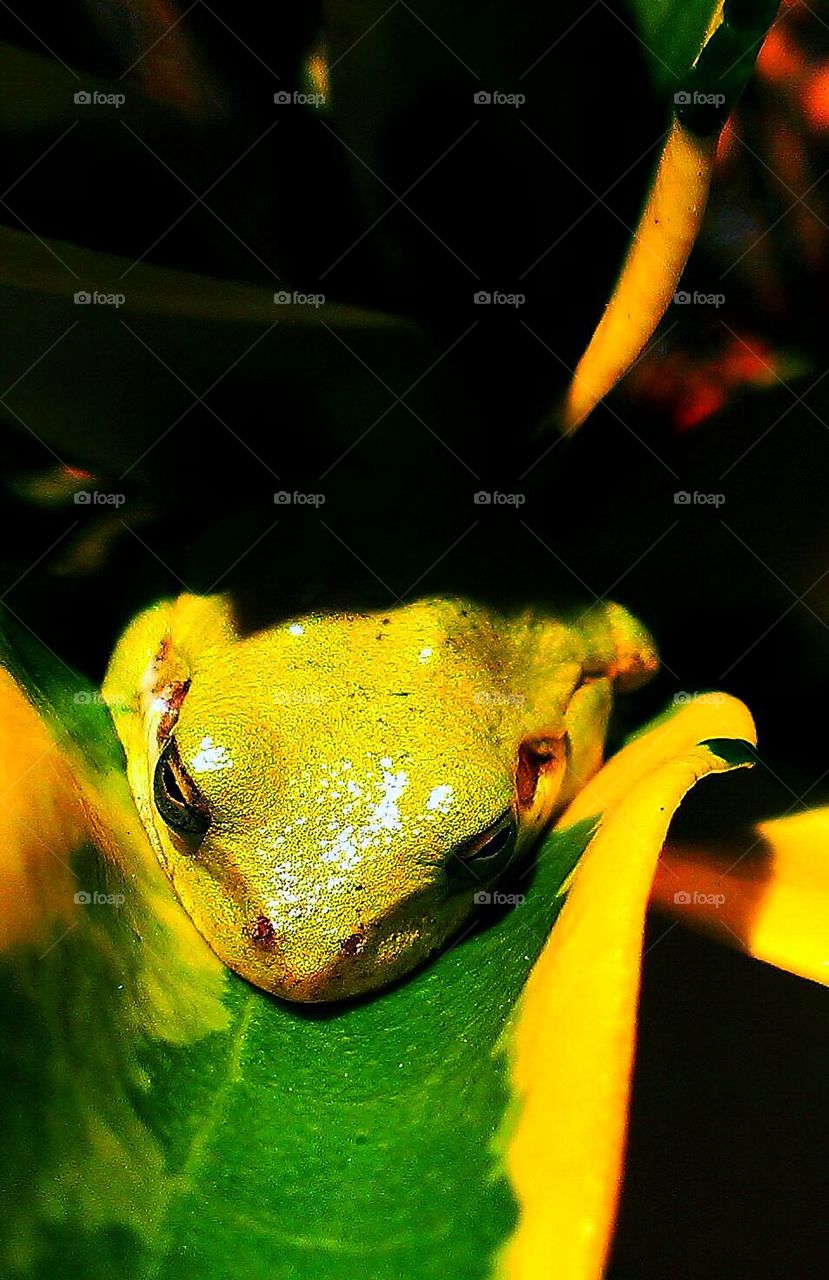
445,809,518,891
153,737,211,839
458,808,515,858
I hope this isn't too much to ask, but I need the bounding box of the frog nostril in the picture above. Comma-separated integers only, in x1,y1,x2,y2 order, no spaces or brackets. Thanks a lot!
339,931,366,957
251,915,277,948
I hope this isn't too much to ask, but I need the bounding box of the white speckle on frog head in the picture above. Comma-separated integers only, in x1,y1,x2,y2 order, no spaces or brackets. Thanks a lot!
321,825,357,867
426,783,454,815
418,647,433,662
288,623,305,637
190,735,233,775
372,765,408,831
264,864,325,918
312,760,410,873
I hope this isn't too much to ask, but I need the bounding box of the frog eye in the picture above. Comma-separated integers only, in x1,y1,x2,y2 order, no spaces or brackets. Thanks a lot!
153,738,211,839
445,811,518,893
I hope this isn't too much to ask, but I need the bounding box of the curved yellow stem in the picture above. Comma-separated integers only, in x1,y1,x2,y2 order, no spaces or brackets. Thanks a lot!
561,118,717,433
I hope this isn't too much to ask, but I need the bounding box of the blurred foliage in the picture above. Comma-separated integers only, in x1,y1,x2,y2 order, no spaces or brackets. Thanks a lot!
0,0,720,644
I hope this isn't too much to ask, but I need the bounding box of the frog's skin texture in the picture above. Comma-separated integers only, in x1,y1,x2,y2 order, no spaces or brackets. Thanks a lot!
103,595,657,1002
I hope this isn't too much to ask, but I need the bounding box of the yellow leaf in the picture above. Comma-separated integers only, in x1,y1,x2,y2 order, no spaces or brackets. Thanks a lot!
653,808,829,987
0,669,84,951
501,696,755,1280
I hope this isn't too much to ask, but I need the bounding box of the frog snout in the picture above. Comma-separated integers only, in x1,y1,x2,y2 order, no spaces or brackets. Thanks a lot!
242,910,376,1002
236,885,465,1002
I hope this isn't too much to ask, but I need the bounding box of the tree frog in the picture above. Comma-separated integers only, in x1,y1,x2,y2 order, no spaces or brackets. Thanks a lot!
103,594,657,1002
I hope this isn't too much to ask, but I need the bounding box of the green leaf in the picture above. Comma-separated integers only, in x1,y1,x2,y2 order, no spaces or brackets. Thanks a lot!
0,608,586,1280
629,0,720,90
630,0,780,111
0,610,763,1280
699,736,757,769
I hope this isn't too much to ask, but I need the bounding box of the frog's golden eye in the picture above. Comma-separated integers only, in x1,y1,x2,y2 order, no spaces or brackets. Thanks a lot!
446,811,517,893
153,738,211,840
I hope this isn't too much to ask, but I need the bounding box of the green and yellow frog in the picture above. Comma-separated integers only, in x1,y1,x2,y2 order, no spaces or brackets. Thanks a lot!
103,594,657,1001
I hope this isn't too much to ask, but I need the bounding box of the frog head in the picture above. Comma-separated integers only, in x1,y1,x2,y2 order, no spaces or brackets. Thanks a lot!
104,593,656,1001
